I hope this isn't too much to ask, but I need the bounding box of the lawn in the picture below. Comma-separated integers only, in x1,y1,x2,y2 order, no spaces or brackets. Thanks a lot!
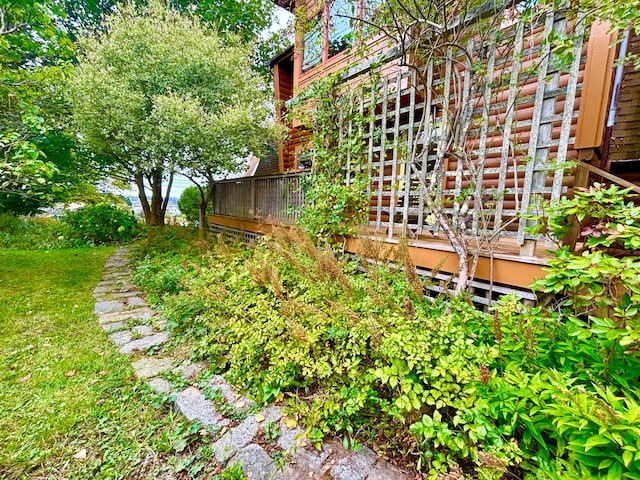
0,248,188,479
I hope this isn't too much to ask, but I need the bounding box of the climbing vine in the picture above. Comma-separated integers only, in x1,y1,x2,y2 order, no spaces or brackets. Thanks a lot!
289,72,377,243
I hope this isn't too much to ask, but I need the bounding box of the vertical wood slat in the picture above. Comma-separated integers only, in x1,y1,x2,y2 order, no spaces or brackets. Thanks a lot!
494,21,524,236
517,10,556,246
402,69,417,232
436,50,454,237
452,46,466,232
366,83,375,203
552,18,585,202
472,37,496,235
417,60,434,234
357,87,365,187
345,92,352,184
388,70,403,238
376,76,389,230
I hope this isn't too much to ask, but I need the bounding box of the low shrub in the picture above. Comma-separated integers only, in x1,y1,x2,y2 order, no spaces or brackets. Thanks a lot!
0,214,67,250
130,186,640,479
63,203,141,246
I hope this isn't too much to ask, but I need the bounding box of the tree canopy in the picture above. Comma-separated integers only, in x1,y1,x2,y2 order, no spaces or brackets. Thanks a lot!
68,1,276,225
0,0,99,210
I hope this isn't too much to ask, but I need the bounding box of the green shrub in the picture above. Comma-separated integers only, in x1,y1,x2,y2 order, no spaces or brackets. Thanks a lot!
130,185,640,479
178,186,203,224
63,203,141,246
133,255,187,305
0,214,67,250
0,213,28,235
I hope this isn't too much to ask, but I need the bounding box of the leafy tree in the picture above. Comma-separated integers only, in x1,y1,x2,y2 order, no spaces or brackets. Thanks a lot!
0,1,102,211
177,186,202,224
68,1,275,227
60,0,275,41
0,0,75,203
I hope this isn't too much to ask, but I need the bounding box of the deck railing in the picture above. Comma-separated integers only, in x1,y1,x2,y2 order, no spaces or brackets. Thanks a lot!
212,171,310,225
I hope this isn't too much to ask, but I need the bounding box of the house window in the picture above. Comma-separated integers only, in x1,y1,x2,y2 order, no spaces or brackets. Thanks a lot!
302,14,323,72
328,0,356,57
301,0,360,72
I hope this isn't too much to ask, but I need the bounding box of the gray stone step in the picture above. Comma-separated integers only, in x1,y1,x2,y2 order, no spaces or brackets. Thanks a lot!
212,416,259,464
132,357,173,379
98,307,155,324
230,444,276,480
174,387,229,428
119,331,169,354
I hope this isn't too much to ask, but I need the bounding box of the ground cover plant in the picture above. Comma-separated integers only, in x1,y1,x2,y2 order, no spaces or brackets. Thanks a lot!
132,186,640,479
0,248,226,479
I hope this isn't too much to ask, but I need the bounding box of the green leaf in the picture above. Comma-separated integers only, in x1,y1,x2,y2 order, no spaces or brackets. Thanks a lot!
584,435,610,452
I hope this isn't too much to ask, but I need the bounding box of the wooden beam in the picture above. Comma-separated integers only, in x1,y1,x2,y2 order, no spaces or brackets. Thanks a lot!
344,237,546,288
575,21,617,149
576,160,640,194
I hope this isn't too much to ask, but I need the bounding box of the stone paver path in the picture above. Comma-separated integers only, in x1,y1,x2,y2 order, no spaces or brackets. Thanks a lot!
94,247,411,480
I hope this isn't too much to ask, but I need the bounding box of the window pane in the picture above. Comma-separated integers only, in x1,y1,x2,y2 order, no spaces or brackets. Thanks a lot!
302,15,323,72
328,0,356,57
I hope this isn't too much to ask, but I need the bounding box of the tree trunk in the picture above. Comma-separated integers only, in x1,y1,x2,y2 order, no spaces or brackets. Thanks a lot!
410,160,470,295
162,170,174,226
198,201,207,240
135,171,152,224
148,169,164,226
197,183,213,240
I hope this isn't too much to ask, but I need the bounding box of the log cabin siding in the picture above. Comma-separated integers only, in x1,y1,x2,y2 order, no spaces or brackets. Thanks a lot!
608,30,640,186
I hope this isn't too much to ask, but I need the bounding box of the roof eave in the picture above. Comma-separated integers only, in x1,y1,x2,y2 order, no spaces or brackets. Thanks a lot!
268,44,294,69
272,0,295,12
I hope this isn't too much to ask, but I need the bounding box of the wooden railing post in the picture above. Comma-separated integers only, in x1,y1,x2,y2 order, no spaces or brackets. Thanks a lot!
250,178,256,218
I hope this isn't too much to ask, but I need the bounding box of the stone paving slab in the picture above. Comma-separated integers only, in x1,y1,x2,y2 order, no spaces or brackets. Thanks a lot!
366,459,411,480
101,271,132,280
95,300,125,314
261,404,283,423
132,325,154,336
127,296,148,307
330,445,377,480
132,357,174,379
97,291,140,300
101,321,127,332
212,416,259,464
93,283,138,294
174,387,229,428
230,444,276,480
277,419,305,451
109,330,132,346
147,377,172,394
119,331,169,354
98,307,155,324
271,441,337,480
208,376,240,405
176,362,205,381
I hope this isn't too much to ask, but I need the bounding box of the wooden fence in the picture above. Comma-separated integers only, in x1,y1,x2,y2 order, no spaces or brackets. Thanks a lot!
212,171,309,224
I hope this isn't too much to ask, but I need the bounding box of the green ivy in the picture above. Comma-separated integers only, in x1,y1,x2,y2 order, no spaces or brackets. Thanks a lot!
288,72,376,243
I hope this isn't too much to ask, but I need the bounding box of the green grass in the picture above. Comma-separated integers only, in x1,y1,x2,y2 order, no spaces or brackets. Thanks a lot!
0,248,194,479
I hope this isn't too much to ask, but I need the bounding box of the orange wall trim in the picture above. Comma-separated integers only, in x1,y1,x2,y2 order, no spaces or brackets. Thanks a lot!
209,215,282,236
575,20,617,149
343,238,544,289
210,215,546,289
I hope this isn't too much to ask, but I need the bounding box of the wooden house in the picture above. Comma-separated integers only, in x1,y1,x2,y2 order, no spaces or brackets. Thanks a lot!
209,0,640,305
